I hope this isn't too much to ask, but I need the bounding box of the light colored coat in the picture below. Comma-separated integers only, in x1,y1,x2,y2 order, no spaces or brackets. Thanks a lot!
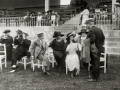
30,39,47,59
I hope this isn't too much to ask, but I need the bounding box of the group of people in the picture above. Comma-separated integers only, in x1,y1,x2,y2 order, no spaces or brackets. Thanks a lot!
0,18,105,82
23,10,60,26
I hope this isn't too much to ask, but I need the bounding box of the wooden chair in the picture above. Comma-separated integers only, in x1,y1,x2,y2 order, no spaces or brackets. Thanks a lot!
0,43,7,70
48,48,57,68
31,59,44,71
17,56,32,70
88,45,107,73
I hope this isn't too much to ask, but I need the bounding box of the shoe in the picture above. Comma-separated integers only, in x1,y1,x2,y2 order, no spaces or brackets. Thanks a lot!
43,72,50,75
71,73,74,78
9,70,16,73
88,79,97,82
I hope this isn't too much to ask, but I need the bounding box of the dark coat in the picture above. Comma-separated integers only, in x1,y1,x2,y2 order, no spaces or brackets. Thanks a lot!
87,25,105,80
13,36,31,61
0,35,13,61
87,26,105,52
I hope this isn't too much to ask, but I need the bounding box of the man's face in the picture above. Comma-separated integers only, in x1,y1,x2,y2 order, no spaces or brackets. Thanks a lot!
86,23,91,29
38,35,44,40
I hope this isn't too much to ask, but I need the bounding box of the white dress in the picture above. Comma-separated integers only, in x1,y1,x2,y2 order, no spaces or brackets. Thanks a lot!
80,9,90,26
65,43,82,74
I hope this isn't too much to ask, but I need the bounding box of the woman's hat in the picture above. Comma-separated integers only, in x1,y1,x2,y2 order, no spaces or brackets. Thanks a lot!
23,32,29,36
53,31,64,38
67,31,76,38
37,33,44,37
84,18,94,24
16,29,23,34
114,2,120,6
78,29,88,35
3,29,11,33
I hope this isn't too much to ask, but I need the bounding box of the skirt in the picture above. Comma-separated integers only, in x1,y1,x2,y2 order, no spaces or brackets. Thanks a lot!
65,53,80,72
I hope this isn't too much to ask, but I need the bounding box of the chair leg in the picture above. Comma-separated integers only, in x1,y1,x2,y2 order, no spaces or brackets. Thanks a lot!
0,60,2,70
5,58,7,68
66,64,68,74
104,61,106,73
24,59,26,70
38,60,40,68
32,60,35,71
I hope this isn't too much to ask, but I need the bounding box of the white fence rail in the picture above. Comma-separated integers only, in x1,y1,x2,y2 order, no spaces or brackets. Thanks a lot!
0,13,120,30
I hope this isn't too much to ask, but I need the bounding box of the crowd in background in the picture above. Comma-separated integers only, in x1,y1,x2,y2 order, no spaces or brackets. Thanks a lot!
23,10,60,26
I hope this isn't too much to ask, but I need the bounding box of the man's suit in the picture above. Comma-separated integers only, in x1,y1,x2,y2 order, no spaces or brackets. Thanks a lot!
87,26,105,80
12,36,31,65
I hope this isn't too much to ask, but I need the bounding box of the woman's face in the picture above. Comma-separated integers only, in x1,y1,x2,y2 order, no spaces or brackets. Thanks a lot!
6,32,10,36
56,36,61,39
70,35,74,41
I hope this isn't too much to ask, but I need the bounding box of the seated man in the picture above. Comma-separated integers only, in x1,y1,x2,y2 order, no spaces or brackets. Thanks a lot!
10,30,31,72
30,33,50,75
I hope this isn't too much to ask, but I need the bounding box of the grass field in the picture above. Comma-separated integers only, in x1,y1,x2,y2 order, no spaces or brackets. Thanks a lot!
0,55,120,90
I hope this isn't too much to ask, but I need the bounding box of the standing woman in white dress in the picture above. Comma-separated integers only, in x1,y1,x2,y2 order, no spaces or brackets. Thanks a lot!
79,7,90,28
65,32,82,78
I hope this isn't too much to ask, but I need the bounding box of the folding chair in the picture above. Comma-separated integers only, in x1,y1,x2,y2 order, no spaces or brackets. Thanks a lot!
31,59,44,71
66,64,80,75
48,48,57,68
17,56,32,70
0,43,7,70
88,45,107,73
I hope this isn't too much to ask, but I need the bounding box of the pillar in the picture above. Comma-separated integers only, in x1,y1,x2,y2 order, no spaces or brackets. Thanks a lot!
112,0,116,13
45,0,50,12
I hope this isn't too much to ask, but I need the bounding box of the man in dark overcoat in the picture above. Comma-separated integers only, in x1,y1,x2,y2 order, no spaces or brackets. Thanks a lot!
10,30,31,73
85,19,105,82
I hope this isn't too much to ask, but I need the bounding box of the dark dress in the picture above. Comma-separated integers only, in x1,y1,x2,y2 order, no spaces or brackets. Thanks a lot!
0,35,13,61
49,39,66,71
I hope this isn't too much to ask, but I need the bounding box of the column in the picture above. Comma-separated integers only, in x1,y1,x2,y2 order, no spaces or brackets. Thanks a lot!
112,0,116,13
45,0,50,12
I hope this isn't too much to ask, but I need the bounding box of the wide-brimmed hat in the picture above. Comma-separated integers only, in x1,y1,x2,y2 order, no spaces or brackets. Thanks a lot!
78,29,88,35
84,18,94,24
23,32,29,36
67,31,76,38
3,29,11,33
16,29,23,34
37,33,44,37
53,31,64,38
114,2,120,6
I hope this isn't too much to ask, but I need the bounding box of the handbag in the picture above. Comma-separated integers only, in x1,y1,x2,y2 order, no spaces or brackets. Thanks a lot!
90,43,98,54
76,44,81,60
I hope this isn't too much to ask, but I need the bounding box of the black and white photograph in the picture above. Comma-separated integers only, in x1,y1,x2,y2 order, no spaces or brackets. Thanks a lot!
0,0,120,90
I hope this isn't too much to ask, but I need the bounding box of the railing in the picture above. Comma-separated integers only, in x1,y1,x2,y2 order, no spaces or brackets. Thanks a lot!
0,13,120,30
0,16,56,27
93,12,120,30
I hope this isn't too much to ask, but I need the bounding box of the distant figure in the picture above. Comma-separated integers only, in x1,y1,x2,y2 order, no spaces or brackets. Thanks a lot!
0,30,13,61
37,12,43,26
79,6,90,28
51,11,56,26
55,12,60,26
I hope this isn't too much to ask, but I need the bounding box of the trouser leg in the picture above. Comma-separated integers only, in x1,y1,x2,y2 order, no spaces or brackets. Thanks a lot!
90,52,100,80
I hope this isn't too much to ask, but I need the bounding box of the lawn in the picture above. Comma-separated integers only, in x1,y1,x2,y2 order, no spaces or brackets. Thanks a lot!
0,55,120,90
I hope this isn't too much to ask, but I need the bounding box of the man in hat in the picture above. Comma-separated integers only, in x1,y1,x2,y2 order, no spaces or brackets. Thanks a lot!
0,29,13,61
10,30,31,72
30,33,49,75
85,18,105,82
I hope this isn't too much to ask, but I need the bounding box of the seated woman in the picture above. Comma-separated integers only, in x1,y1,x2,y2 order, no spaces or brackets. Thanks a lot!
65,32,82,78
0,29,13,61
30,33,49,75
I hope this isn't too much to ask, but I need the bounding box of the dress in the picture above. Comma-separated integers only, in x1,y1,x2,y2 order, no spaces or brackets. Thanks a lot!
49,39,66,70
65,43,82,74
80,9,89,26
